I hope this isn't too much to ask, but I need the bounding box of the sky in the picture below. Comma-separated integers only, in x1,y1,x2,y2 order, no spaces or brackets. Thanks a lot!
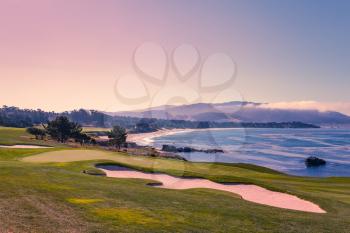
0,0,349,114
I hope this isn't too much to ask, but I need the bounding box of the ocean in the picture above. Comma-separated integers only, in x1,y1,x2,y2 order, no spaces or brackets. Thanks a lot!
151,128,350,177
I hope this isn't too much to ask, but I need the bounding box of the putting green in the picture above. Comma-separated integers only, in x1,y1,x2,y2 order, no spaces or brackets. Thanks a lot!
22,150,117,163
21,149,193,174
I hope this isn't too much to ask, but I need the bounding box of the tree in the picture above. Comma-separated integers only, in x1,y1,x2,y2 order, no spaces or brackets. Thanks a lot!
72,132,92,146
108,125,127,150
44,116,82,143
26,127,46,140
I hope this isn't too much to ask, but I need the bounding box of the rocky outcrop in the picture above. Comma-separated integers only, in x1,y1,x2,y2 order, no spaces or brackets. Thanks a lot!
162,144,224,153
305,156,326,167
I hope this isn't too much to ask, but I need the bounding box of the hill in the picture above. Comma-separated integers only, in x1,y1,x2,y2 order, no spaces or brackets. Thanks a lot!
111,101,350,125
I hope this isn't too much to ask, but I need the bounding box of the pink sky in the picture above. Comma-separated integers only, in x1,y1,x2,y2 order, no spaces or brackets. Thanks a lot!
1,1,349,113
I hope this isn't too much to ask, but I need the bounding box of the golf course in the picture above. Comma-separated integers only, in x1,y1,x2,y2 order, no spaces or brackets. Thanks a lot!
1,127,350,232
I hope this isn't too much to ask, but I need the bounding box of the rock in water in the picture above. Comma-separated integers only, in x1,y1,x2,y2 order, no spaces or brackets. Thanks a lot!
305,156,326,167
183,147,194,153
161,144,224,153
161,144,178,152
204,149,224,153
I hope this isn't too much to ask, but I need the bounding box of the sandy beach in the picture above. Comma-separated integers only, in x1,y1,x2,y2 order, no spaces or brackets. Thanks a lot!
99,165,326,214
98,128,195,145
127,128,196,145
127,128,235,146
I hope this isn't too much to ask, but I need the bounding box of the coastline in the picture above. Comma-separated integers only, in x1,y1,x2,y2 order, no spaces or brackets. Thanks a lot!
127,127,236,146
127,128,195,145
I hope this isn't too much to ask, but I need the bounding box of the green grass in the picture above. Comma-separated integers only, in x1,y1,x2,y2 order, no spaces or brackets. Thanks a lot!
67,198,104,204
1,134,350,232
82,127,111,132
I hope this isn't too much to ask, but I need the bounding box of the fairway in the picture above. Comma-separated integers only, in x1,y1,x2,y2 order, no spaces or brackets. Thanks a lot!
2,149,350,232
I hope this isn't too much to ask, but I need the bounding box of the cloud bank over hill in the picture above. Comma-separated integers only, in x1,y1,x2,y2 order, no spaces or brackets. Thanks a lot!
111,101,350,125
258,101,350,116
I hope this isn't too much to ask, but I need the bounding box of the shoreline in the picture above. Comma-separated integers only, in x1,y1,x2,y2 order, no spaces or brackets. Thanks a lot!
127,127,236,146
127,128,195,145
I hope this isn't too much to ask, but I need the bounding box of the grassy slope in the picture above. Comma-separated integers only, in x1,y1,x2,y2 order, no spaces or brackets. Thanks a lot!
0,127,350,232
0,127,62,147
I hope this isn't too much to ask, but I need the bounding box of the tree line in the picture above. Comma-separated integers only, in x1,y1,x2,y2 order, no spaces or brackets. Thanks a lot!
27,116,127,149
1,105,319,129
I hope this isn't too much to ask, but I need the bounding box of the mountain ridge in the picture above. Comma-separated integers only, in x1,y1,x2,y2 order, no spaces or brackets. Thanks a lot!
107,101,350,125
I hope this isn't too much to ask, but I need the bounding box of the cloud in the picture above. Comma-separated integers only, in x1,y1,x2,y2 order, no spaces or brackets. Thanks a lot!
258,101,350,116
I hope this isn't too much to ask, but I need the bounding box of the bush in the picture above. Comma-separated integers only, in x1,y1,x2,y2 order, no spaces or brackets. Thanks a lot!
26,127,46,140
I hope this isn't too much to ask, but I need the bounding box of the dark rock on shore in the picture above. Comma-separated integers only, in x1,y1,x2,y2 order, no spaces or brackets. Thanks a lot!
305,156,326,167
122,144,187,161
158,151,188,161
162,144,224,153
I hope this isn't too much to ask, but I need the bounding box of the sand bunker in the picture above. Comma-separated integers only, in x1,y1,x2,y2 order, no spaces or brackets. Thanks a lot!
98,165,326,213
0,145,53,149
